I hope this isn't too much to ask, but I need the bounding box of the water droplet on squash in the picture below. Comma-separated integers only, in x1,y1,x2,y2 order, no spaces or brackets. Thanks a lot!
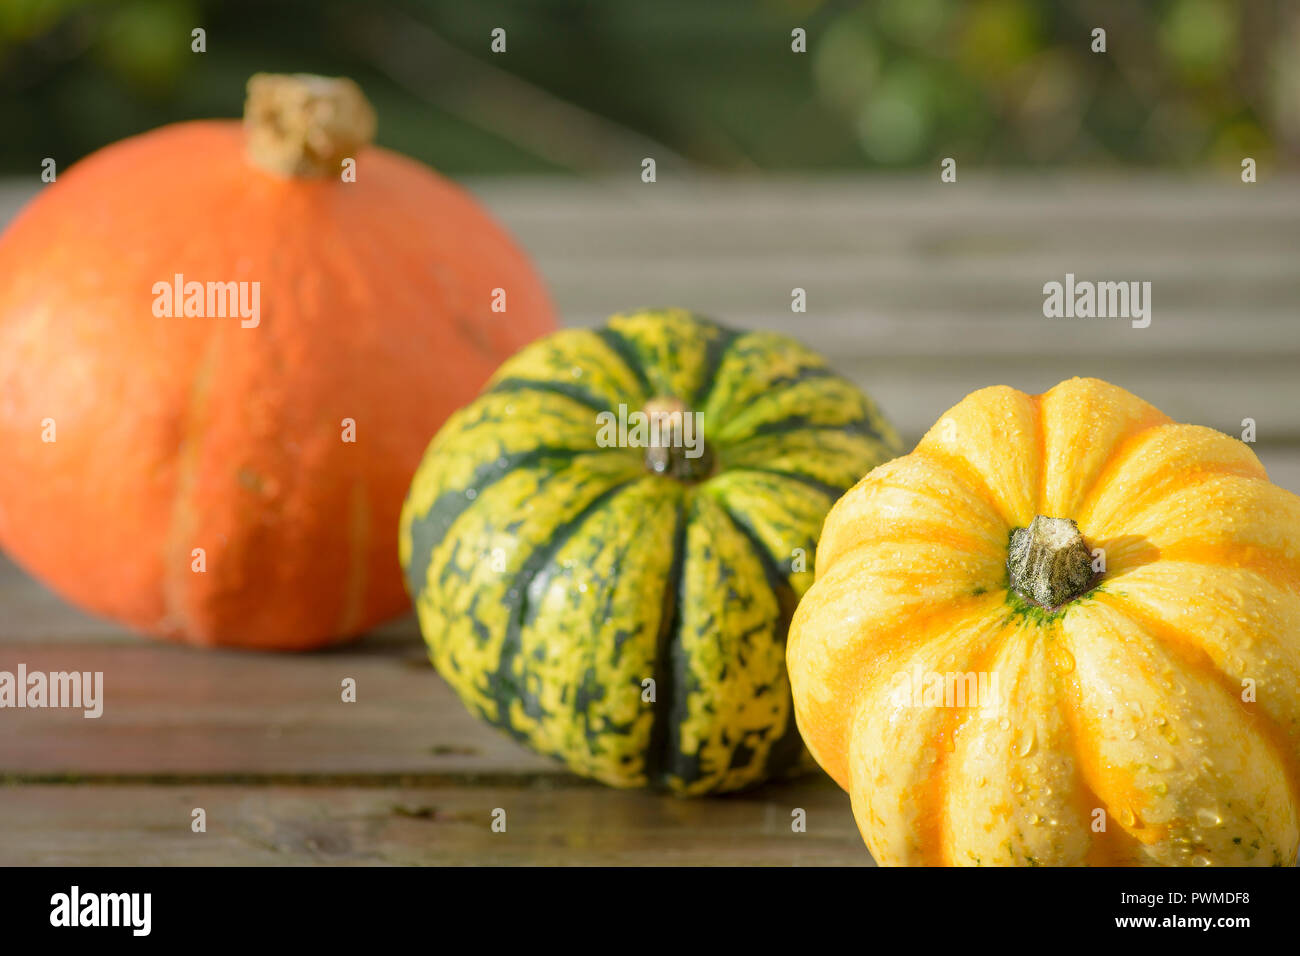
1196,808,1222,827
1050,645,1076,673
1014,728,1036,757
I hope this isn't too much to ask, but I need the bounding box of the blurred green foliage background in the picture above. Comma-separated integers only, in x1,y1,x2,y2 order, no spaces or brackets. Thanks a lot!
0,0,1295,174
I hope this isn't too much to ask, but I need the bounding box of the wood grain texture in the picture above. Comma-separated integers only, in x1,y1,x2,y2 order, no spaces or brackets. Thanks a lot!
0,176,1295,864
469,177,1300,445
0,780,868,866
0,637,559,777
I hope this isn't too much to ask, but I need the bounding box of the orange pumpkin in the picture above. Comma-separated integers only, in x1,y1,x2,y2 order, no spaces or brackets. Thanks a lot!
0,74,556,649
788,378,1300,866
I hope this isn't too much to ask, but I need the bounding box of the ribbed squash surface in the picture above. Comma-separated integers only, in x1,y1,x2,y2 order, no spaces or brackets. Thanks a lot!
788,377,1300,865
400,308,900,793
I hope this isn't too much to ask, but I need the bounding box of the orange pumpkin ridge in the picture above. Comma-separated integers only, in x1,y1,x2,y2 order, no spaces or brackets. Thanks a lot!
0,74,556,650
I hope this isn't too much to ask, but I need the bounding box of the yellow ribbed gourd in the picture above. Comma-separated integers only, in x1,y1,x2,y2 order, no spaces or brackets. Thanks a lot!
788,377,1300,865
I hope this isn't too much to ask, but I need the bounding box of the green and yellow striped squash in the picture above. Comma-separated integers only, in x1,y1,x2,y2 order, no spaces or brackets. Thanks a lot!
398,308,901,794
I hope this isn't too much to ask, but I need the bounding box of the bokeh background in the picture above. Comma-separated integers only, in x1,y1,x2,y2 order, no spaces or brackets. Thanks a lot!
1,0,1298,510
2,0,1297,174
1,0,1297,489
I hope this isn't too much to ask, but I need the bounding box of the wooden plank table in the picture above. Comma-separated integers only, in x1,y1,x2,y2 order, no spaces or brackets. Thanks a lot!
1,176,1297,865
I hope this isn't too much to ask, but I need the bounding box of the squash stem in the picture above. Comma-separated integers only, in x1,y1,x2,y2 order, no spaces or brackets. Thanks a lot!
1007,516,1095,609
642,397,714,482
244,73,376,178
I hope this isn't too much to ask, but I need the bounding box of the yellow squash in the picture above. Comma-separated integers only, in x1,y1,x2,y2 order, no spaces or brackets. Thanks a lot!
788,377,1300,865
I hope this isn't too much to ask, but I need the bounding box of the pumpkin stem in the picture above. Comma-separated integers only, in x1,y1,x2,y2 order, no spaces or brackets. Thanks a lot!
642,397,714,482
244,73,377,178
1007,516,1095,609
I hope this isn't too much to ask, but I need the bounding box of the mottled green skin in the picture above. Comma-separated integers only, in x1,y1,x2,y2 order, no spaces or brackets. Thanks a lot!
399,308,901,794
